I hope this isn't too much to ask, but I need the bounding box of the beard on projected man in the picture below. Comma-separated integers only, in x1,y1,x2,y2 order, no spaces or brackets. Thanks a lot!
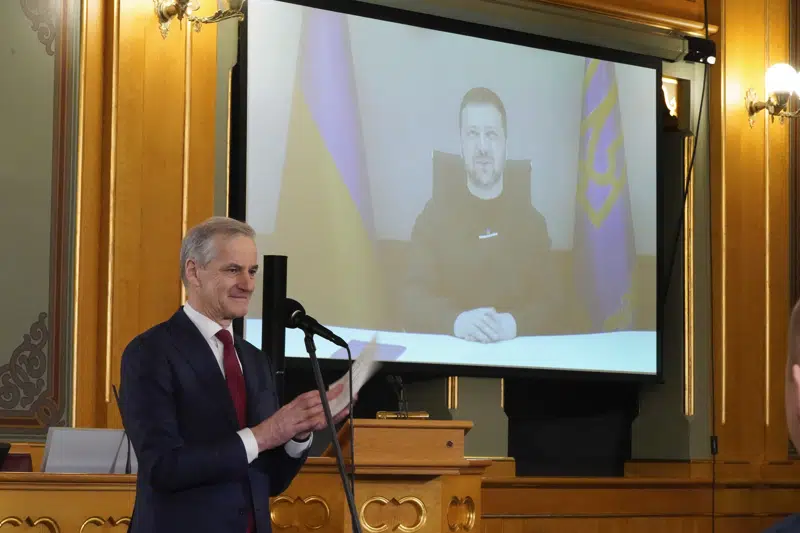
402,87,558,343
461,100,507,200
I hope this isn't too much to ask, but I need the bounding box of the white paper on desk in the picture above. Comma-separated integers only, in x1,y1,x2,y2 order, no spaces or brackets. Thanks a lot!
328,336,382,415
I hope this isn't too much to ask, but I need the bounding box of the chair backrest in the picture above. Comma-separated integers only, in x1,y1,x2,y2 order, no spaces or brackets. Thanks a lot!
1,453,33,472
0,443,9,469
431,150,532,203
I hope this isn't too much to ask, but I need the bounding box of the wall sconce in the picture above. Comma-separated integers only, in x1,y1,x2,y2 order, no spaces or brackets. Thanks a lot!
154,0,245,39
745,63,800,127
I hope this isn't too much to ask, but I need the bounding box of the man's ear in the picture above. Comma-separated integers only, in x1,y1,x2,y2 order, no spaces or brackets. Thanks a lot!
185,259,199,286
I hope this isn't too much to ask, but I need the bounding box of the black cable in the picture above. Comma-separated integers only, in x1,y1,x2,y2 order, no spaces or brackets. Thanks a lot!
695,5,718,533
655,2,714,530
659,67,709,307
345,345,356,495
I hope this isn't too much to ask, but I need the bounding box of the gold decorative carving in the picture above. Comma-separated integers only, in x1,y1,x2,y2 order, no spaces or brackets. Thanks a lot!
359,496,427,533
79,516,130,531
447,496,476,531
270,495,330,530
0,312,62,427
0,516,60,532
19,0,57,56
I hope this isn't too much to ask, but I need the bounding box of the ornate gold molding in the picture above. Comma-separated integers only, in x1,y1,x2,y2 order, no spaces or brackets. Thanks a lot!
447,496,476,531
683,135,695,418
0,312,62,427
270,495,330,530
0,516,60,532
359,496,427,533
19,0,57,56
78,516,130,532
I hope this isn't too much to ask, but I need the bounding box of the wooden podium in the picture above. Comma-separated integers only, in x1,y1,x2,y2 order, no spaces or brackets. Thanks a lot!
270,419,488,532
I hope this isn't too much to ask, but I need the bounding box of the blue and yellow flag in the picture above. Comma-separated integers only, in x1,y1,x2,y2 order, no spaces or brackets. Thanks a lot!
572,59,636,332
272,9,386,329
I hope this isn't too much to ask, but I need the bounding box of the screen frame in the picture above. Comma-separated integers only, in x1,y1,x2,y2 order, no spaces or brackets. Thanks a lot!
229,0,665,384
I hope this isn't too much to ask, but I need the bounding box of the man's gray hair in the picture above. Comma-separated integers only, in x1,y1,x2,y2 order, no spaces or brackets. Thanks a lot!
180,216,255,287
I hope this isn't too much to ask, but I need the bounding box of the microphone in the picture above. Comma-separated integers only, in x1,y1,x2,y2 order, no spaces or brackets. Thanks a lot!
111,384,132,475
285,298,348,348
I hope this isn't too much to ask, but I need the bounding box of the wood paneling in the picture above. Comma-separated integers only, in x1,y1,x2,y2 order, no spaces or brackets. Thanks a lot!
0,458,484,533
708,0,792,465
73,0,106,430
515,0,716,35
764,0,792,462
482,477,800,533
73,0,219,429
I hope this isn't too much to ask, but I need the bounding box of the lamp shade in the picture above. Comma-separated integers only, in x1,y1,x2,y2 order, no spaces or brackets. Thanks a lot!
765,63,797,95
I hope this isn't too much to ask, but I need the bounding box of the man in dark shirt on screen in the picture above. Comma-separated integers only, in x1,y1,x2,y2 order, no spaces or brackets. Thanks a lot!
402,87,557,342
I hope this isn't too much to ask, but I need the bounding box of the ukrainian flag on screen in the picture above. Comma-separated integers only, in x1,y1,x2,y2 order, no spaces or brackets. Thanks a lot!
572,59,636,332
272,8,387,329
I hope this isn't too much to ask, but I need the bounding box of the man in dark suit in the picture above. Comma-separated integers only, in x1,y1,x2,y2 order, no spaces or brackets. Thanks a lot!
762,300,800,532
119,216,350,533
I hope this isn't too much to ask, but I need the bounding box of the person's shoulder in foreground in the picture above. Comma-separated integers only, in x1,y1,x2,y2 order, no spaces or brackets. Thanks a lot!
763,515,800,532
767,301,800,533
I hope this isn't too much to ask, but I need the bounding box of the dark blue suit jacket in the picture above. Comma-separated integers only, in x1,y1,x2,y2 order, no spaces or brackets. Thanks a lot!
119,308,308,533
764,515,800,532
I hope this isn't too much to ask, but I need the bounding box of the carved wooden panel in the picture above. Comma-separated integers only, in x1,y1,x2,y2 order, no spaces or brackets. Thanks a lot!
0,0,79,438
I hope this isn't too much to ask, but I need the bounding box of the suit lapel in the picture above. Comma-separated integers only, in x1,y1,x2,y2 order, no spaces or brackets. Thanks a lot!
166,309,239,429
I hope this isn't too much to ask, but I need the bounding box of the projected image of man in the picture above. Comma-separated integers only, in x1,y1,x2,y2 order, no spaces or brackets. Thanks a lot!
402,87,558,343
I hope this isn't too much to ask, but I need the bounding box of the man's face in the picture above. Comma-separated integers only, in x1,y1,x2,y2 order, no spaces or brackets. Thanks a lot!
460,103,506,190
187,235,258,322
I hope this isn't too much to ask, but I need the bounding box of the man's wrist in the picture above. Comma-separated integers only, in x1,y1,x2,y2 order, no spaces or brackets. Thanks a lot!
252,422,276,452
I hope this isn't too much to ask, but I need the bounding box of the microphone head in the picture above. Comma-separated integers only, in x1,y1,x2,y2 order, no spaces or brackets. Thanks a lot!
285,298,306,328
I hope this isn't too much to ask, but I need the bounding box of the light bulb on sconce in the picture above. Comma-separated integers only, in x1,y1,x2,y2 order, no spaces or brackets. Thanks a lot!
153,0,245,39
745,63,800,127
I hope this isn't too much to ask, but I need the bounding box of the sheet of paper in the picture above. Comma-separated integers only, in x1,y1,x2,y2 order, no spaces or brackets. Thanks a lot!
328,336,382,415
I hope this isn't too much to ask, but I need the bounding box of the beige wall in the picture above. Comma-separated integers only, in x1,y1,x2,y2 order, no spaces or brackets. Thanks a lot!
0,1,58,437
0,3,55,363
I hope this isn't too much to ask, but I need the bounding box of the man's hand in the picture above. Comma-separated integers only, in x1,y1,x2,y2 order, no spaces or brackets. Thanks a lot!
454,308,517,343
251,384,350,452
494,312,517,341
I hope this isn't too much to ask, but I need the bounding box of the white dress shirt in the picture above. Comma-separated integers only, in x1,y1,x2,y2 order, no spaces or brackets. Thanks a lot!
182,302,312,462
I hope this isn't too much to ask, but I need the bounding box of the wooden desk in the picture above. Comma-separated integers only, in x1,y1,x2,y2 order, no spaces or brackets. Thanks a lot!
0,457,487,532
0,472,135,531
482,475,800,533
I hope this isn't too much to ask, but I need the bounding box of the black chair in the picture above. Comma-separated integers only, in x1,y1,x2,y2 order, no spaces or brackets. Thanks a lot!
0,443,9,470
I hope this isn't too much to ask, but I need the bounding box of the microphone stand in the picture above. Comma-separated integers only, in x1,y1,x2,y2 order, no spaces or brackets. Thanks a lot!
396,376,409,418
112,384,132,474
303,332,362,533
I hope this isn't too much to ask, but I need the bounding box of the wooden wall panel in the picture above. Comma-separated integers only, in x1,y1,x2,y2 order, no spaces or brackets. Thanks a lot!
482,477,800,533
709,0,792,465
513,0,715,34
73,0,106,428
186,24,218,231
764,0,792,462
73,0,218,429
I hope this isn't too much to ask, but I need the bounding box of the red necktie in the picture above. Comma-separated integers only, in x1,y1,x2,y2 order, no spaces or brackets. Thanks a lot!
215,330,247,429
215,330,254,533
